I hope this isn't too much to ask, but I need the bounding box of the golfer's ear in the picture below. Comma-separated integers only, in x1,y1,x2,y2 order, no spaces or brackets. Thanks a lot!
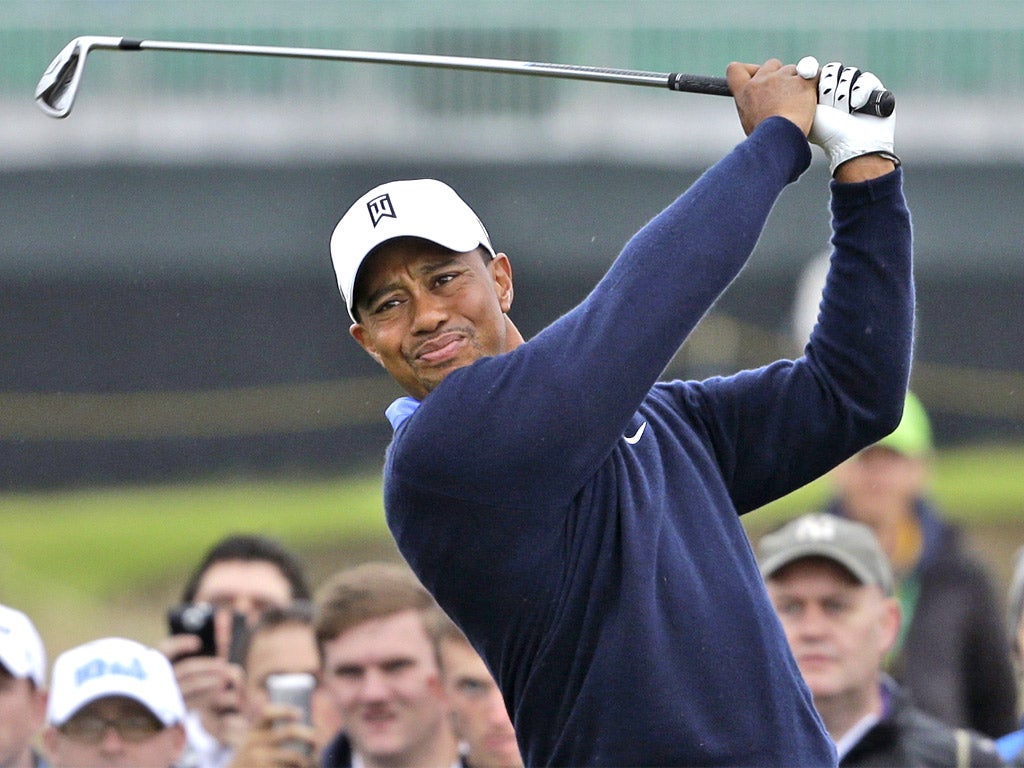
350,323,383,366
492,253,514,312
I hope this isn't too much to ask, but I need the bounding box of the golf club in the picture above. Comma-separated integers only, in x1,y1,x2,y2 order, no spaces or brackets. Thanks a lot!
35,35,896,120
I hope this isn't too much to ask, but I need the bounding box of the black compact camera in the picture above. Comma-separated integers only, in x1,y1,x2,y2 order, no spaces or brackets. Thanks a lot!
167,603,218,657
167,603,248,663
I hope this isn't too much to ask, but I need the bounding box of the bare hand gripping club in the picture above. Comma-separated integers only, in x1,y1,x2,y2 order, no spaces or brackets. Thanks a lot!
35,35,896,120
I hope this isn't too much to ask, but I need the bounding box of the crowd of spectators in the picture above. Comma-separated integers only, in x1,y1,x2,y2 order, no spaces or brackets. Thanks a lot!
3,398,1022,768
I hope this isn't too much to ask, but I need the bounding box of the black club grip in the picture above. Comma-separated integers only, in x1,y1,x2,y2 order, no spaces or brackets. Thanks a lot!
666,73,895,117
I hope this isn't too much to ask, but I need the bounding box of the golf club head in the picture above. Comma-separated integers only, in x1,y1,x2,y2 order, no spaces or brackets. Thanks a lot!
35,36,123,118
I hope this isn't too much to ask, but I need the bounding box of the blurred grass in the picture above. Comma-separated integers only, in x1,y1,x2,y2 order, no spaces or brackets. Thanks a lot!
2,444,1022,656
3,445,1023,598
0,472,389,598
0,472,392,654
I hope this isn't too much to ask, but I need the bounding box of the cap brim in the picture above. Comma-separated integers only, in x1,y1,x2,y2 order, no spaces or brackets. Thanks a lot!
759,543,877,587
50,690,176,727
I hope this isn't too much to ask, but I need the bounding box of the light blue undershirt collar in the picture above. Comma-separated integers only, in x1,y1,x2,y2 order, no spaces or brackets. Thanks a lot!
385,396,421,430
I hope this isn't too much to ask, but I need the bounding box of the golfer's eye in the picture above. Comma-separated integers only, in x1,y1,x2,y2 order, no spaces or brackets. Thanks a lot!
373,297,403,314
434,273,458,287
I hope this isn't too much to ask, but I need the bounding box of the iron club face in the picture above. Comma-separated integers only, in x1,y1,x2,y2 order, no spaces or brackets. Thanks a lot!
35,36,124,118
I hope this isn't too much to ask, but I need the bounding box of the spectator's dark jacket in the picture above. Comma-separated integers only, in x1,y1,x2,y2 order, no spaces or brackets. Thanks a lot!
831,498,1016,738
842,678,1005,767
320,733,356,768
320,732,468,768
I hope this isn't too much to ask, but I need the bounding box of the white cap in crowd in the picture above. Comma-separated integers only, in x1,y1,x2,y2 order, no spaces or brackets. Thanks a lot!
0,603,47,688
46,637,186,727
331,178,495,321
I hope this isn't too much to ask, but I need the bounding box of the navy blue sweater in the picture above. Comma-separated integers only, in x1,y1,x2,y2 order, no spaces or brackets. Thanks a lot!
382,118,913,767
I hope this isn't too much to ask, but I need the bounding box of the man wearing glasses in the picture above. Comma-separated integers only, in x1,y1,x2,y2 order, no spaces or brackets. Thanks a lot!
42,637,186,768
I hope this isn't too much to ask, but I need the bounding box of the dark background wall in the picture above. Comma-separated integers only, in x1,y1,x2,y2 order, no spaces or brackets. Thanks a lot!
2,160,1022,489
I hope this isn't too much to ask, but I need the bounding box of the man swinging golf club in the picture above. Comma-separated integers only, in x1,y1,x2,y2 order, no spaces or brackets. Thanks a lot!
328,55,911,768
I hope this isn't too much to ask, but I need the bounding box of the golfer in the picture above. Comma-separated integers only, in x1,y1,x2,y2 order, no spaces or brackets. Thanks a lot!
329,58,912,767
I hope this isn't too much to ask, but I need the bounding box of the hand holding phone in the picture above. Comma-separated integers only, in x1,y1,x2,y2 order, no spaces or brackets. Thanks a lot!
167,603,217,658
266,672,316,757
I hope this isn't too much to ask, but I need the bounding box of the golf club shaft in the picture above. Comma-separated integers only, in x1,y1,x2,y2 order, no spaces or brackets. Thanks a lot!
36,35,895,118
127,37,732,95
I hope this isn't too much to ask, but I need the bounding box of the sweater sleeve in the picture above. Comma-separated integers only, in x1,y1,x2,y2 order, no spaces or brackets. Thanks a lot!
686,167,914,513
390,117,813,508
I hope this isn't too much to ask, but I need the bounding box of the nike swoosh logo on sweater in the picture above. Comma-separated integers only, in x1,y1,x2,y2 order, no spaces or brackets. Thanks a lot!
624,421,647,444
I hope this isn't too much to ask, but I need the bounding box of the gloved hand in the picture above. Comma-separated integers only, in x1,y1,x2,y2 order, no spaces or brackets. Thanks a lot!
800,57,899,176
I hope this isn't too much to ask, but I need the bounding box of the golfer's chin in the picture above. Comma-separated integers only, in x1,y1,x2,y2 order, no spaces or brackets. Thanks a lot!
412,362,463,398
406,350,486,398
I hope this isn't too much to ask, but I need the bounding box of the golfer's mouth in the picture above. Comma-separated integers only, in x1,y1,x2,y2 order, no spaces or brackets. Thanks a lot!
415,332,467,364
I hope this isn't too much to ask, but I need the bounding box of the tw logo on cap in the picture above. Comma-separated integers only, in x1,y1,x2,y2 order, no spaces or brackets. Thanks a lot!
367,193,396,227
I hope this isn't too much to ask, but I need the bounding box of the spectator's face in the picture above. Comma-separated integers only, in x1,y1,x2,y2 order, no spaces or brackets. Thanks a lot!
43,696,185,768
767,558,899,706
194,559,294,651
0,666,46,767
244,621,321,717
321,609,450,763
830,447,928,526
243,621,341,756
439,639,521,768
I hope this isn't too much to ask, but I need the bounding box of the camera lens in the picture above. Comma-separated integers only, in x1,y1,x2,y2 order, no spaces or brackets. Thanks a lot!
181,604,212,631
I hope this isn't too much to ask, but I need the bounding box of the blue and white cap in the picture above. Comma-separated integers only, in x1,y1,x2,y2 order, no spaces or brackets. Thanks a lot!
46,637,185,726
330,179,495,322
0,603,46,688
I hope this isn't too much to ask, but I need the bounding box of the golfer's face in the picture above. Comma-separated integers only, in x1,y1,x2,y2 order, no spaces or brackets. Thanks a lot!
350,241,514,400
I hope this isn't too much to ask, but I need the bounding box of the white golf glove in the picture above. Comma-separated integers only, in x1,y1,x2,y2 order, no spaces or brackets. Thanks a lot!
801,58,899,176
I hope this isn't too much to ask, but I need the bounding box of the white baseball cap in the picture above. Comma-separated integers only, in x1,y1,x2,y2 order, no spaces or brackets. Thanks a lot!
47,637,186,727
330,179,495,322
0,603,46,688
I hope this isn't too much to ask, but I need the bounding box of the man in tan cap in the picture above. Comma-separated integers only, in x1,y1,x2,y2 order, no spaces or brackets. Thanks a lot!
435,617,521,768
759,513,1003,766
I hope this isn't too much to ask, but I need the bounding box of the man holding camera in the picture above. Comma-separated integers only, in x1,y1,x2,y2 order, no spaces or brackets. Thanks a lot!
160,534,313,768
